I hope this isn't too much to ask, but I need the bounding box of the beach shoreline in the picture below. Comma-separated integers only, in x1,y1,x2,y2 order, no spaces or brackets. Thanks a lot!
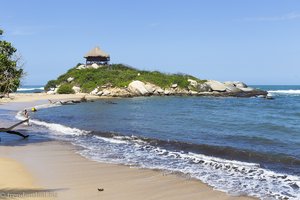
0,93,256,200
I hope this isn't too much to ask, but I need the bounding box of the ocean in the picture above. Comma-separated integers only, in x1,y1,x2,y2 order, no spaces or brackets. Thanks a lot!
16,85,44,93
2,85,300,200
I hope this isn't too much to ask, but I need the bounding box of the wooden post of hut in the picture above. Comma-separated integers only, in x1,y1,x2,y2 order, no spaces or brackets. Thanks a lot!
84,46,110,67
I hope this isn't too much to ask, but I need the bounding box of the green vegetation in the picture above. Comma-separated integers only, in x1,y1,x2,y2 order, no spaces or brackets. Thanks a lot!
57,83,74,94
45,64,205,93
0,29,24,96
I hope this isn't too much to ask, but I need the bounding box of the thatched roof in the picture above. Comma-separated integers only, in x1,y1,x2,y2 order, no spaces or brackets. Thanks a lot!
84,46,110,58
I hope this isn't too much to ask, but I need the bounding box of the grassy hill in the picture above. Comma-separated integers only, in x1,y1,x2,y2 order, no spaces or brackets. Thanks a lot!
45,64,205,93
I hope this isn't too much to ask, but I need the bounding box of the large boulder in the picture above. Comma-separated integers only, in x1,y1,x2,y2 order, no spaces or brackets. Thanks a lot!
102,89,111,96
128,81,149,96
233,81,248,89
72,86,81,93
224,81,235,87
90,87,99,95
225,85,242,93
145,83,156,94
188,79,198,88
239,87,255,92
109,88,131,97
197,83,211,92
205,80,227,92
189,90,198,95
154,88,164,95
164,90,171,95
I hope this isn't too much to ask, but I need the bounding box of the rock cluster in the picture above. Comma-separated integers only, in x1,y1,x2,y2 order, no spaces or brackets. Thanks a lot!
46,79,268,98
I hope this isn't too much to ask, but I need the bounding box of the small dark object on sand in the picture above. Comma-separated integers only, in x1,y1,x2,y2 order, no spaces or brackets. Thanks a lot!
97,188,104,192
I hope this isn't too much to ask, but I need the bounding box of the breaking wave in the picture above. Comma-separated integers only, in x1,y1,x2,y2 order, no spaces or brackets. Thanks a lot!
268,90,300,96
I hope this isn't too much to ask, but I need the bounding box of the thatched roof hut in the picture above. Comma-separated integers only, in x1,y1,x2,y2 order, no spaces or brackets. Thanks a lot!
84,46,110,65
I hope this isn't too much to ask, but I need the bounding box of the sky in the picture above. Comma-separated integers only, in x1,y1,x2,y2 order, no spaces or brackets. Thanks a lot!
0,0,300,85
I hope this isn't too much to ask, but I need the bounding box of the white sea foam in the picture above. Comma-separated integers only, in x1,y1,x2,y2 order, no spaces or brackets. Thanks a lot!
268,89,300,95
95,136,128,144
75,134,300,200
17,87,44,91
15,104,89,136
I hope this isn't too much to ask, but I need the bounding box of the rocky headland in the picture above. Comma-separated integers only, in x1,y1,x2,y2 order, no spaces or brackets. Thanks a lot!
45,64,268,98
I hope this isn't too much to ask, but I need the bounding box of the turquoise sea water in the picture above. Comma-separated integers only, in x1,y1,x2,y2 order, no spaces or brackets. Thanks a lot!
2,85,300,199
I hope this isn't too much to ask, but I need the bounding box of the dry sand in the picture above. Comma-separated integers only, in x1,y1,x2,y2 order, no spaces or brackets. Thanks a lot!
0,93,256,200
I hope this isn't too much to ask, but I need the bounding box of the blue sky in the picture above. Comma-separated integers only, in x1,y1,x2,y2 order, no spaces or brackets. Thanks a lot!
1,0,300,85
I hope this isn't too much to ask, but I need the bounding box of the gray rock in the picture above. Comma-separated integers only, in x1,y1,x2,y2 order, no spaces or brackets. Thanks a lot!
145,83,155,94
164,90,171,95
233,81,248,88
102,90,111,96
206,80,227,92
90,88,99,95
197,83,211,92
239,87,255,92
76,64,86,70
128,80,149,95
72,86,81,93
188,79,198,88
224,81,235,87
67,77,74,83
96,91,103,96
225,85,242,93
171,83,178,88
91,63,100,69
189,91,198,95
156,88,164,94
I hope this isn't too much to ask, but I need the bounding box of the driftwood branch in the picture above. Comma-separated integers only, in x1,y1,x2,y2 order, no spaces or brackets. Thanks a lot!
0,119,29,138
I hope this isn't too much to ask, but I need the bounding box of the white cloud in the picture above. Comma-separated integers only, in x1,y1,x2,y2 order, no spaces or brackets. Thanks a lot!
243,12,300,22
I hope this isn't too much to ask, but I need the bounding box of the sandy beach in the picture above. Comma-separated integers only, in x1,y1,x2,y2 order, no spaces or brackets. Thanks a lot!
0,93,256,200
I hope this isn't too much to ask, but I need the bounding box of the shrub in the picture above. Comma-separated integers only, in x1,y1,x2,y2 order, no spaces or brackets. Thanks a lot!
44,80,57,91
47,64,205,93
57,84,75,94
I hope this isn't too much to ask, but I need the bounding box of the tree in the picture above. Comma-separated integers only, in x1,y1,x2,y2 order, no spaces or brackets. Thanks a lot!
0,29,24,97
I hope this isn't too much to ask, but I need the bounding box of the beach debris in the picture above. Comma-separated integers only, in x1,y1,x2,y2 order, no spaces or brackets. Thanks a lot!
0,119,29,139
97,188,104,192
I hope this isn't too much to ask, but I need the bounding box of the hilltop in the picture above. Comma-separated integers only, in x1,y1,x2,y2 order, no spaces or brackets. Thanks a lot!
44,63,267,98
